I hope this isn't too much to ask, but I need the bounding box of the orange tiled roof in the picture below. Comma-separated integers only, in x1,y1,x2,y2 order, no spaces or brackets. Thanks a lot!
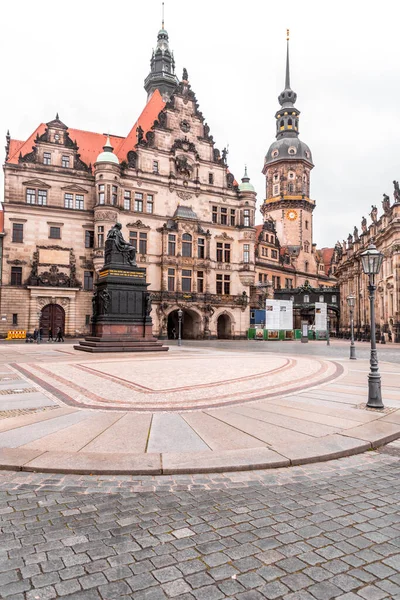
116,90,165,161
255,225,263,240
321,247,334,275
6,90,165,169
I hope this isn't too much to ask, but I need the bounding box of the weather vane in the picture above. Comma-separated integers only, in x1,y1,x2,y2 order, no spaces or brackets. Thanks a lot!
287,28,290,41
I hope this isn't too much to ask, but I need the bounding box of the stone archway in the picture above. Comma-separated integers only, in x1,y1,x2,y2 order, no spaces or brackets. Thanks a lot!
217,313,232,339
40,304,65,338
167,308,202,340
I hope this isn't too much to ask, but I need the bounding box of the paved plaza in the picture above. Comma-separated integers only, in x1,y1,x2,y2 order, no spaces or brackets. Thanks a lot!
0,340,398,474
0,448,400,599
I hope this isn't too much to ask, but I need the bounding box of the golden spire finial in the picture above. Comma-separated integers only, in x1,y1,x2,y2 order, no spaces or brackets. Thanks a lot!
286,28,290,41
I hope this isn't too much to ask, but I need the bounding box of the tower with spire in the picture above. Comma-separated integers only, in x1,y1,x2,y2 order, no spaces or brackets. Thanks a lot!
144,3,179,101
262,31,315,271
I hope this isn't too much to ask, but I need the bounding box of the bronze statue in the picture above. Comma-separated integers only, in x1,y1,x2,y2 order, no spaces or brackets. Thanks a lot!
382,193,391,213
347,233,353,245
99,290,111,314
144,293,152,317
182,67,188,81
136,125,144,144
370,205,378,223
361,216,367,233
221,147,228,164
107,223,137,266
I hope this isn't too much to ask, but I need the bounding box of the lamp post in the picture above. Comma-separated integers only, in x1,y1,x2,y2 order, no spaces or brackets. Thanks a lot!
177,308,183,347
36,311,42,344
360,242,384,409
347,294,356,360
326,315,330,346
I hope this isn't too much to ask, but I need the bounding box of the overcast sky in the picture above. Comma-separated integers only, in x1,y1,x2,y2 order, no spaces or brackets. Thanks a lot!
2,0,399,248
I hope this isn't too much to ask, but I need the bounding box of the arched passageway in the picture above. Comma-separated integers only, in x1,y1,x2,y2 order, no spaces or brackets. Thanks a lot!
217,313,232,339
167,309,202,339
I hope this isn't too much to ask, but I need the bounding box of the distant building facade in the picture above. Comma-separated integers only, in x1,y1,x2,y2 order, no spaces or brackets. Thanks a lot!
333,187,400,342
1,26,337,339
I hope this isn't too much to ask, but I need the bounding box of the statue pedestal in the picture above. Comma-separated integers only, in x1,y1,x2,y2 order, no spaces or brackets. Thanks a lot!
75,242,168,353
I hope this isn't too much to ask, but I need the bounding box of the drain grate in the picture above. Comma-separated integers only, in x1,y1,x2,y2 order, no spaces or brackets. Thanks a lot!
0,405,58,420
355,403,396,415
0,387,37,395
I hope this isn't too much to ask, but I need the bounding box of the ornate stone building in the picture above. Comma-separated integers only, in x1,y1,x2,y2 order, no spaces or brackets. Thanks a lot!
1,24,256,339
333,185,400,342
251,33,338,325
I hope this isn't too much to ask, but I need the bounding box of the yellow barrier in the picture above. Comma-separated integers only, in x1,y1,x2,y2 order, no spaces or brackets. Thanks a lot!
6,330,26,340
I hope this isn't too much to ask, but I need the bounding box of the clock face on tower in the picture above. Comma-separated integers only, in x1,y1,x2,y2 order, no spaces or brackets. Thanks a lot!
286,209,298,221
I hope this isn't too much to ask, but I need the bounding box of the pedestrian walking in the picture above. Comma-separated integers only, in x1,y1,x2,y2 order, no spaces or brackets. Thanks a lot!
48,327,54,342
56,326,64,342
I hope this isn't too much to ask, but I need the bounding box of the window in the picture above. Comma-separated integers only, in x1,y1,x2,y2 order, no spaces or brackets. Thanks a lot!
62,155,70,168
265,233,269,242
85,230,94,248
288,183,294,193
304,294,310,303
12,223,23,243
168,268,175,291
332,295,337,304
305,220,309,230
139,232,147,255
64,193,73,209
146,194,154,214
75,195,84,210
285,278,293,289
153,160,159,173
49,227,61,239
271,250,278,259
273,184,280,196
197,271,204,293
134,192,143,212
12,314,18,326
97,225,104,247
198,238,205,259
216,274,230,295
319,295,324,303
98,184,105,204
305,261,309,272
220,207,227,225
212,206,218,224
216,242,223,262
304,241,310,253
243,209,250,227
272,275,281,289
111,186,118,206
168,234,176,256
26,188,36,204
129,231,138,249
11,267,22,286
230,209,235,227
243,244,250,263
261,247,268,257
209,173,214,184
37,190,47,205
258,273,262,282
84,271,94,291
124,191,131,211
181,269,192,292
43,152,51,165
224,243,231,263
182,233,192,257
270,236,274,244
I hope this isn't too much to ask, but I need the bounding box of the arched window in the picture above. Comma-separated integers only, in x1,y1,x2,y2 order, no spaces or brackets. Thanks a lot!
182,233,192,257
304,241,310,253
305,220,309,230
305,261,309,272
280,120,284,128
273,173,279,182
265,233,269,242
288,118,292,128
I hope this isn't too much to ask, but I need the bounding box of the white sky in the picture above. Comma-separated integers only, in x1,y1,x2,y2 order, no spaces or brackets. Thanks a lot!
2,0,399,248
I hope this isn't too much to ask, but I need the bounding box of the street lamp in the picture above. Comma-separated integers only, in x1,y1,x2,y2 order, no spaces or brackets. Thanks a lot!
347,294,356,360
177,308,183,347
360,242,384,409
36,311,42,344
326,315,330,346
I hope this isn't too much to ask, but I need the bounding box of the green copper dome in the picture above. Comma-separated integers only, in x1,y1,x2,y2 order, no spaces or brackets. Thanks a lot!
96,136,119,165
239,166,255,192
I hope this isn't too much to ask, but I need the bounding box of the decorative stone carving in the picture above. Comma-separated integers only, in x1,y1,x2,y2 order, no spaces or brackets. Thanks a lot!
180,120,190,133
127,150,137,168
126,220,150,229
175,156,193,178
370,205,378,223
215,232,234,241
94,210,118,222
361,216,367,233
382,193,391,213
394,180,400,203
176,190,193,201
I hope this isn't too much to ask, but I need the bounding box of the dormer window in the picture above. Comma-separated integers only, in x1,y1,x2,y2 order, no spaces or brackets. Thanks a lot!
43,152,51,165
273,173,279,182
272,149,279,158
288,147,297,155
62,155,70,168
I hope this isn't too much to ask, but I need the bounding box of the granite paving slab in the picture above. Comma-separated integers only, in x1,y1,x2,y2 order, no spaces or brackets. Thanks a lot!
274,434,372,465
340,420,400,447
0,392,56,411
147,413,210,453
182,412,269,450
81,412,152,454
0,406,76,432
24,450,162,474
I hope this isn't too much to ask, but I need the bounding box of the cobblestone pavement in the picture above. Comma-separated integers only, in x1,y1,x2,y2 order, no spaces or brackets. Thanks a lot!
1,445,400,599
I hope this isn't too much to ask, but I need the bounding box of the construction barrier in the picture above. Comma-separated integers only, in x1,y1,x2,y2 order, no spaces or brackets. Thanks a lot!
6,330,26,340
